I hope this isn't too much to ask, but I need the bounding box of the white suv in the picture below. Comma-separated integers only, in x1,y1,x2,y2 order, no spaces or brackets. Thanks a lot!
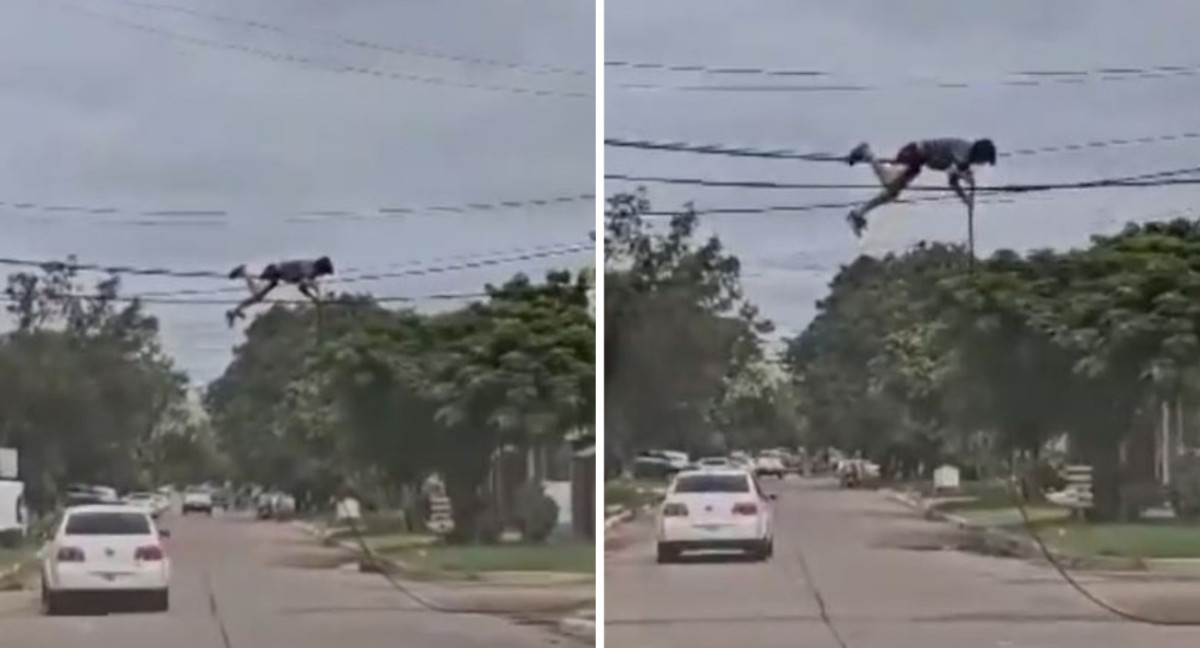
181,488,213,516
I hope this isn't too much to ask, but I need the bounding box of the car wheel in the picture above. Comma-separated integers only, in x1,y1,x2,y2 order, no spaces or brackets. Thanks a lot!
42,585,65,616
656,543,678,564
147,589,169,612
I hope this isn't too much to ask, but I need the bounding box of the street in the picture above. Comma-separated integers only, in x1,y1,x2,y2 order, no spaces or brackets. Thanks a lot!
0,510,575,648
605,477,1200,648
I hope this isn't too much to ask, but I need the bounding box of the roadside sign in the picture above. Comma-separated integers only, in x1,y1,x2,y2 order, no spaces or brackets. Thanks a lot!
0,447,16,479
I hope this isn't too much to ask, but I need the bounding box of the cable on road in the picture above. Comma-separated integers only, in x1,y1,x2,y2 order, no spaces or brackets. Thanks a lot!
1005,471,1200,626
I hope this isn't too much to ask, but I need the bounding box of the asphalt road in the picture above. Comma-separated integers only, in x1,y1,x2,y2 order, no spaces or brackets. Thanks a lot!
0,508,575,648
605,476,1200,648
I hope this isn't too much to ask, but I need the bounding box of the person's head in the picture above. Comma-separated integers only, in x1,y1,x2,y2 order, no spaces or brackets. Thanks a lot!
969,139,997,166
314,256,335,276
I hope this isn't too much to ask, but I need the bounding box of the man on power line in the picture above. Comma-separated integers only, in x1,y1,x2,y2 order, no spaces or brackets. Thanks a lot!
844,138,997,237
224,256,335,327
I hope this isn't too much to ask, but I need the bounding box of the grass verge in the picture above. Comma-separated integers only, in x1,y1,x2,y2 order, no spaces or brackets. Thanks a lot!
381,542,595,578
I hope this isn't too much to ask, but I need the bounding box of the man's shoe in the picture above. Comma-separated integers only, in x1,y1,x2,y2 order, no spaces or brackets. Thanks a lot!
847,142,871,166
847,210,867,238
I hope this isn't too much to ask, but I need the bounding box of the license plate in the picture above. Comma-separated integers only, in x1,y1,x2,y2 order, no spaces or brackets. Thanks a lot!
694,524,725,531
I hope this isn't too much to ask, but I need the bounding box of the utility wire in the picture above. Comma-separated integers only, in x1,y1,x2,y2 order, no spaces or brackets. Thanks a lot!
50,1,590,99
607,59,1200,93
135,244,593,298
605,131,1200,164
0,242,591,290
607,164,1200,194
2,288,495,306
0,192,593,226
116,0,591,78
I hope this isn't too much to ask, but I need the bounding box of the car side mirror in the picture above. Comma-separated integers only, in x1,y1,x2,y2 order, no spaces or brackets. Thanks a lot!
158,529,171,539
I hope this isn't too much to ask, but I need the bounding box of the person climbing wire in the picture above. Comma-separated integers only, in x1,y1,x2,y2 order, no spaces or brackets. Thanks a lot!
224,256,335,327
844,137,997,237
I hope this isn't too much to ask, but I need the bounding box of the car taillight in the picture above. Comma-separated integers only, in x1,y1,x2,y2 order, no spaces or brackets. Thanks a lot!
662,503,689,517
135,546,164,561
57,547,85,562
733,502,758,515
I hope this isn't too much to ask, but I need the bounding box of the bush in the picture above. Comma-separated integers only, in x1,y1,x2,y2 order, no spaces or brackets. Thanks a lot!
475,507,503,545
1169,455,1200,521
514,482,560,543
0,529,22,549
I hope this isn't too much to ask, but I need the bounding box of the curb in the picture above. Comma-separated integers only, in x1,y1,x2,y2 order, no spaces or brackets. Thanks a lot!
881,489,1154,572
557,613,595,642
604,509,633,530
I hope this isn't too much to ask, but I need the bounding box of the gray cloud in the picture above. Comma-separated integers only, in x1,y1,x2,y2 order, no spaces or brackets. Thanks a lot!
606,0,1200,351
0,0,595,381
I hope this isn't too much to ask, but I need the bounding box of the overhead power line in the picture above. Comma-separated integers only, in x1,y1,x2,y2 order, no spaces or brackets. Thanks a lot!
50,1,590,99
116,0,591,78
0,288,493,307
607,59,1200,93
607,164,1200,194
0,192,593,225
135,243,594,298
0,241,592,290
605,131,1200,164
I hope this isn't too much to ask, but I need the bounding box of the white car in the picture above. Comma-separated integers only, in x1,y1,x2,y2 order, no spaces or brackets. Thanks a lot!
40,505,171,614
122,492,166,519
754,454,787,479
181,488,214,515
656,469,775,563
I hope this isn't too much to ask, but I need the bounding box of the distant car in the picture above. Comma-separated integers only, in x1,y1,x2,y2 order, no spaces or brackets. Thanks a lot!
211,489,230,510
656,469,775,563
696,457,732,469
122,493,165,519
40,504,170,614
754,454,787,479
181,488,214,515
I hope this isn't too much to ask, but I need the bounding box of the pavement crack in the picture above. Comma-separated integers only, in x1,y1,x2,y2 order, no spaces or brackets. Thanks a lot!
205,570,235,648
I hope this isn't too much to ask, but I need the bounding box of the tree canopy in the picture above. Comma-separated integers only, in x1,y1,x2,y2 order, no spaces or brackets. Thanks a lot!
785,219,1200,519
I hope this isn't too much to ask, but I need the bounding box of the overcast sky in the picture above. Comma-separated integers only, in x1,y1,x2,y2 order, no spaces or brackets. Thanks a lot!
0,0,594,382
606,0,1200,347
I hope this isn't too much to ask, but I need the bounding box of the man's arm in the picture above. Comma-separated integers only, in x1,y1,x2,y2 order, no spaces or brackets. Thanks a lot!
948,166,975,207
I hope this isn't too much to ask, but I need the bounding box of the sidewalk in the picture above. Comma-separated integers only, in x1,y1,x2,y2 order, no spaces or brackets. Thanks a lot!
882,488,1200,576
294,520,595,641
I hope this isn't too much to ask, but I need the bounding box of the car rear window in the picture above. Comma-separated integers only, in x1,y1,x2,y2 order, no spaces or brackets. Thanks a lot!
673,474,750,493
64,512,151,535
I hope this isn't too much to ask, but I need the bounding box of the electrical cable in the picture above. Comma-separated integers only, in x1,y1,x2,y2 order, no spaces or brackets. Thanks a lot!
0,192,593,225
48,1,591,99
606,59,1200,93
607,164,1200,194
133,243,593,298
115,0,591,78
605,131,1200,164
1005,469,1200,626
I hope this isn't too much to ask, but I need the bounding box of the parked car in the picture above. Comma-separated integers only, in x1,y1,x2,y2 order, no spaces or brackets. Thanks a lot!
40,504,171,614
122,492,167,519
655,469,775,563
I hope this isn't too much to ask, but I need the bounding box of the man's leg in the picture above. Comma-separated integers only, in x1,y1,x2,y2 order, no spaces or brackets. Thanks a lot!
846,165,921,237
225,279,278,327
